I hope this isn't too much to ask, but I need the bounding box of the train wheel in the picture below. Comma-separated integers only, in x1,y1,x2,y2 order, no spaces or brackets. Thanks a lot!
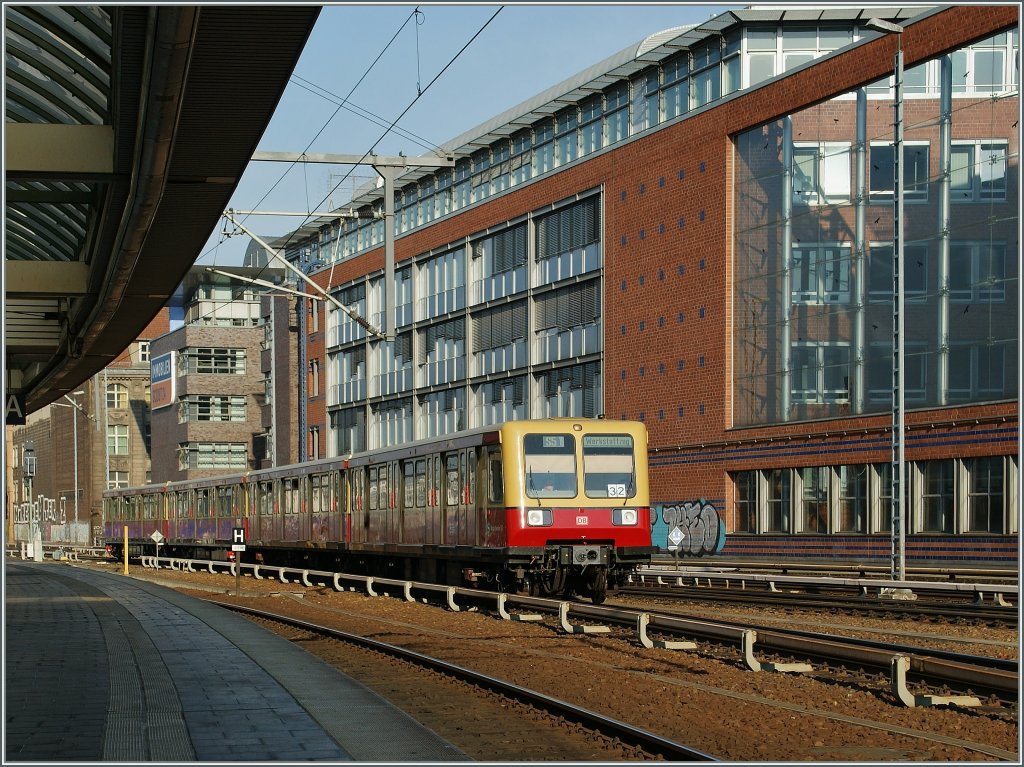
588,568,608,605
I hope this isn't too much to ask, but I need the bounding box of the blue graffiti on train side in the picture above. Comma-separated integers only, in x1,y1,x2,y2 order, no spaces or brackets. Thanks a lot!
651,499,725,556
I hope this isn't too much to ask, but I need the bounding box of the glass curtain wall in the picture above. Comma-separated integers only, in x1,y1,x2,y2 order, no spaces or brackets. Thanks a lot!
734,32,1019,426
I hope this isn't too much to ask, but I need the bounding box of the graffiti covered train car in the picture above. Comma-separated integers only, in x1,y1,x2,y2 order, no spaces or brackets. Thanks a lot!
103,418,654,603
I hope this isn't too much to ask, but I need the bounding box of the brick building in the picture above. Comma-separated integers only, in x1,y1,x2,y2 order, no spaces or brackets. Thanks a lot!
149,266,296,481
273,6,1017,565
9,311,168,545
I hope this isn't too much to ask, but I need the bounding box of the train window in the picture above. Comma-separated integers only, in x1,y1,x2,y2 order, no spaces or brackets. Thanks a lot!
217,487,233,518
487,447,503,503
378,466,389,507
415,459,427,507
259,482,273,515
283,479,300,514
143,495,158,520
197,489,210,517
404,463,415,507
524,433,577,498
582,434,636,499
446,454,460,506
369,467,379,510
178,492,191,518
468,450,477,503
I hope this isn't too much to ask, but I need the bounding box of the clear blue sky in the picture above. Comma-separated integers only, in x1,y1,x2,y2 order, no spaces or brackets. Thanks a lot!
201,3,738,266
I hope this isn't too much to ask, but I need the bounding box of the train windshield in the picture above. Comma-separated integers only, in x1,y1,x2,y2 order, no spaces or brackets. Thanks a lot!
523,433,577,498
582,434,636,499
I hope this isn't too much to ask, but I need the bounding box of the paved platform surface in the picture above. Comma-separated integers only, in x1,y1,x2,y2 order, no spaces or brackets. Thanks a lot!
4,560,469,762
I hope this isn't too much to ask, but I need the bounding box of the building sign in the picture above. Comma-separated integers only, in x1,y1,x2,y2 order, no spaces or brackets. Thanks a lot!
150,351,175,410
5,392,26,425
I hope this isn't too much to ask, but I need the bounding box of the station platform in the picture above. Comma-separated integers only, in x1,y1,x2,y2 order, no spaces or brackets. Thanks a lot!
4,561,468,762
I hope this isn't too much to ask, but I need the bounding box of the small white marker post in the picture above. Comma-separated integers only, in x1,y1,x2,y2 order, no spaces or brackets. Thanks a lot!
232,522,246,597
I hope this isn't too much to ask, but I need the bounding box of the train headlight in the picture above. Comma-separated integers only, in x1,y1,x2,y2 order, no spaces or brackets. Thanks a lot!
613,508,637,526
527,509,552,527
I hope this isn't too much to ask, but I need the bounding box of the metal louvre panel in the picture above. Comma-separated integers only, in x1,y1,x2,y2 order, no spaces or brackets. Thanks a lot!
492,223,527,272
472,301,525,351
536,281,601,331
536,197,600,259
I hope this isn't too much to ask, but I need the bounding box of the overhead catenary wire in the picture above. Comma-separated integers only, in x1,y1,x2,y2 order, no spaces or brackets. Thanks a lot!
190,7,501,326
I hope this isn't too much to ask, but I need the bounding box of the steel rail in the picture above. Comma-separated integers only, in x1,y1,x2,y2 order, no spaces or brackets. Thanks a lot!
205,598,718,762
620,585,1018,623
129,556,1017,696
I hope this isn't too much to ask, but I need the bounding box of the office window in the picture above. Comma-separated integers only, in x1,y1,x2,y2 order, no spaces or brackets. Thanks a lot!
949,241,1006,302
799,467,829,533
966,457,1005,533
867,341,928,404
107,470,129,490
746,27,777,86
791,343,850,403
951,32,1015,94
662,54,688,119
837,464,868,533
733,471,757,533
532,120,554,175
948,342,1005,401
106,383,127,409
180,347,246,375
631,68,659,133
791,244,852,303
309,359,320,397
919,460,954,533
869,142,930,201
179,395,246,423
868,243,928,301
792,142,851,204
511,129,533,185
554,107,578,166
137,341,150,363
951,141,1008,201
765,469,791,533
179,442,248,470
604,82,629,145
107,424,128,455
579,96,602,155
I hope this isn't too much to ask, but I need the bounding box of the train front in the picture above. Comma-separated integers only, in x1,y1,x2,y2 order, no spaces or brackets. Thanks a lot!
501,419,653,603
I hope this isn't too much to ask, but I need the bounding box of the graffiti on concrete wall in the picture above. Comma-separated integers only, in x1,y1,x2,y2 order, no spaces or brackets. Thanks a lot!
652,499,725,556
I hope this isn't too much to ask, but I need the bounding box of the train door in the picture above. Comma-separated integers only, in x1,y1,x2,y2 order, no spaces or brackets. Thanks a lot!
142,494,159,539
176,489,194,541
310,473,327,544
423,455,440,544
256,480,276,543
443,453,460,544
482,445,506,547
401,460,421,544
216,486,233,541
281,477,300,542
349,467,365,544
196,488,213,543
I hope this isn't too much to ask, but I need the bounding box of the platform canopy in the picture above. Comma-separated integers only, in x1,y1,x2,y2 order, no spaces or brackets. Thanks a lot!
4,5,320,416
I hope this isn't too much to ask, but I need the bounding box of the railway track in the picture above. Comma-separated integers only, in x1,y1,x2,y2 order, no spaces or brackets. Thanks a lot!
620,584,1018,624
207,598,717,762
117,553,1017,703
62,560,1018,760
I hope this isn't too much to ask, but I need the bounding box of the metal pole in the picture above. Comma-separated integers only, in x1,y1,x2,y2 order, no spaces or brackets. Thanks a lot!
891,36,906,582
72,403,79,542
865,16,907,584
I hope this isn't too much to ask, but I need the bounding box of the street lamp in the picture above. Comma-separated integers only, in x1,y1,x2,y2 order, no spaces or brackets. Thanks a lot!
53,390,87,545
23,441,37,559
865,18,906,581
